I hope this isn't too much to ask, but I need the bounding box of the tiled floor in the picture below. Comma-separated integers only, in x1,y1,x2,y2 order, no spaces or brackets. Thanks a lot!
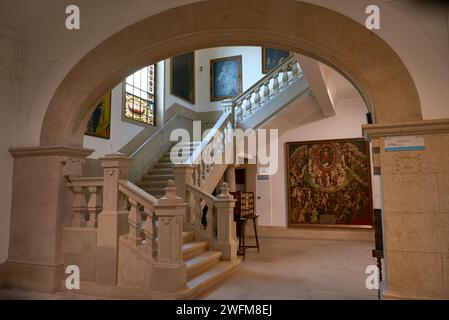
0,237,378,300
202,237,378,300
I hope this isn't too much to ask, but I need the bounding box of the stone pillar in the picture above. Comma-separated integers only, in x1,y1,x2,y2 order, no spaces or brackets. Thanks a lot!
214,183,237,261
363,120,449,300
151,180,188,292
0,146,92,292
172,165,194,201
96,153,132,285
225,165,237,192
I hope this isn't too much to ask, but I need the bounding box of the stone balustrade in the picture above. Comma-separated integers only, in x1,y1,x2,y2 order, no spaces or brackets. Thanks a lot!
67,177,104,228
231,55,302,124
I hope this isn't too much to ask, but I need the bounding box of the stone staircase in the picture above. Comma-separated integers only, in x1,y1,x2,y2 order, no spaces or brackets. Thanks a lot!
180,230,240,299
138,141,200,197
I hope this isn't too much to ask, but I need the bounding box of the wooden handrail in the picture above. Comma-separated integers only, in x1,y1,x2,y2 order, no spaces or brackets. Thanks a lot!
118,179,158,209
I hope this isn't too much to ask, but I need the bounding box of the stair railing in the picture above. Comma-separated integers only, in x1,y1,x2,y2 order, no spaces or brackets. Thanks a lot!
185,110,233,190
231,55,303,125
67,177,103,228
185,182,237,261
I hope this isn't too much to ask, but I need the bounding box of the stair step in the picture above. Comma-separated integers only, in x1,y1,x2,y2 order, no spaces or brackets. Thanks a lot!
183,231,195,244
139,180,167,188
186,251,222,280
147,168,173,175
154,163,173,169
182,241,208,261
183,260,241,298
141,174,174,181
141,187,166,196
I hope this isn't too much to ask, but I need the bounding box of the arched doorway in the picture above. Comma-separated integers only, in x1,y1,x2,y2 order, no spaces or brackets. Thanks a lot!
40,0,421,148
5,0,430,298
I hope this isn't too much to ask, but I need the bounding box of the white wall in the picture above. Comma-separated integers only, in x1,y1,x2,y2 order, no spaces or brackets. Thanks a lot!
165,46,265,112
257,98,368,227
83,61,164,159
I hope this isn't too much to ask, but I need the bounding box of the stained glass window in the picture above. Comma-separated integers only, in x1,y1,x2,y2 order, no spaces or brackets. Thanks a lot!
124,65,155,126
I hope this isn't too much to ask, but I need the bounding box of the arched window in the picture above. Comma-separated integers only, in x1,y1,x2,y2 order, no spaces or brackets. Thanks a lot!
123,65,156,126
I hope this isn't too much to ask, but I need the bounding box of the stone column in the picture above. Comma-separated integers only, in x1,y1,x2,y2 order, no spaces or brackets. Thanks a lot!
96,153,132,285
214,183,237,261
172,165,194,201
151,180,188,292
0,146,92,292
225,165,237,192
363,120,449,300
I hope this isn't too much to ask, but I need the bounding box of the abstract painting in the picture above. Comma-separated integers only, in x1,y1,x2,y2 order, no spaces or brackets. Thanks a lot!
286,138,373,227
262,47,291,74
171,52,195,104
210,55,242,101
85,92,111,139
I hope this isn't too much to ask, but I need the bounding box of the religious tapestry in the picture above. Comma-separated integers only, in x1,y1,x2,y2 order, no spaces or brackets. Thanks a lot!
85,92,111,139
171,52,195,104
262,47,291,74
286,139,373,227
210,55,242,101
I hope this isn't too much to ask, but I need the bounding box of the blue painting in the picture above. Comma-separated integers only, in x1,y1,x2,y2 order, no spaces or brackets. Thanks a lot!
262,47,291,74
210,55,242,101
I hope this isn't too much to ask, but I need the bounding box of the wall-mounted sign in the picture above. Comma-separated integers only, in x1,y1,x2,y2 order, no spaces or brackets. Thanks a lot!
384,135,425,152
257,175,270,181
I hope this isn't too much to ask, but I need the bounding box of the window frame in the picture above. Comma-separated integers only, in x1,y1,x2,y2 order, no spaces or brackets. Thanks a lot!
122,64,157,127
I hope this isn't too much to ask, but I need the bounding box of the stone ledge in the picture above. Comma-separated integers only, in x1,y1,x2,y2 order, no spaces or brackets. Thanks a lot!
363,119,449,139
9,145,94,158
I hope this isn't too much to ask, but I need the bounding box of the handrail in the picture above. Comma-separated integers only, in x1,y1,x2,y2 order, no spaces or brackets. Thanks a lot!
67,177,103,187
186,183,217,202
130,114,193,158
118,179,158,209
233,54,297,103
186,110,232,165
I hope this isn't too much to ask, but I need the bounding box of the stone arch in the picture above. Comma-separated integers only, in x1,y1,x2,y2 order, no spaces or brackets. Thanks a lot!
40,0,421,147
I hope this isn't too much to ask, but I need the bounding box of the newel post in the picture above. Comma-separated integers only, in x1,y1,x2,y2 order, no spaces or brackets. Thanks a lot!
172,165,194,224
151,180,188,292
214,182,237,261
96,153,133,285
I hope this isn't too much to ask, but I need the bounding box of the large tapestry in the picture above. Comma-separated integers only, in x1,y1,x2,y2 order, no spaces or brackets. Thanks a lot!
286,139,373,227
85,92,111,139
210,55,242,101
171,52,195,104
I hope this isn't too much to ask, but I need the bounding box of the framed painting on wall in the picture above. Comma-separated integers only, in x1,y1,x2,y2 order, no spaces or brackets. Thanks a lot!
84,92,111,139
170,52,195,104
210,55,242,101
262,47,291,74
286,138,373,228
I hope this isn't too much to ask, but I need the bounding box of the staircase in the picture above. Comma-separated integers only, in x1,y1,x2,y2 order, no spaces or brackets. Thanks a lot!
180,231,240,298
138,141,200,197
62,54,307,300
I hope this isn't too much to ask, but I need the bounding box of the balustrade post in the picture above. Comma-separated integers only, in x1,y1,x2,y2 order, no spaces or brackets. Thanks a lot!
71,186,87,227
96,153,133,285
172,165,195,224
151,180,187,292
127,198,142,246
87,186,102,228
143,206,156,257
214,183,237,261
272,73,280,94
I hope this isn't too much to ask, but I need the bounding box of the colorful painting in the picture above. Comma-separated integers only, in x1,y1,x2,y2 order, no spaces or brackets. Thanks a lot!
171,52,195,104
262,47,291,74
286,139,373,227
85,92,111,139
210,55,242,101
